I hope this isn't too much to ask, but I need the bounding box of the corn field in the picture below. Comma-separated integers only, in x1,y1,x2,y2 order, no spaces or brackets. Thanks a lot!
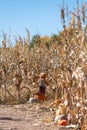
0,1,87,129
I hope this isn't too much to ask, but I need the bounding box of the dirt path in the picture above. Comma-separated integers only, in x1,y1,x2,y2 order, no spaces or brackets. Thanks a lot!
0,102,74,130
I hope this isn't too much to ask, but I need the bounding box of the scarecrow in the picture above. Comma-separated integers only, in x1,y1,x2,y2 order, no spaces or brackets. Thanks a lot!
29,72,49,103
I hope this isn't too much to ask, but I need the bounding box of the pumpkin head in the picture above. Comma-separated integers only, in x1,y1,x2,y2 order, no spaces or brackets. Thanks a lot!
40,73,47,78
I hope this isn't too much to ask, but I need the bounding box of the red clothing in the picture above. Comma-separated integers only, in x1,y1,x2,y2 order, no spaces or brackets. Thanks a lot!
38,86,45,95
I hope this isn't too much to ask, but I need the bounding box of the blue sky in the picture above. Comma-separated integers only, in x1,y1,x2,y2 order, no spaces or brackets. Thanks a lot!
0,0,86,44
